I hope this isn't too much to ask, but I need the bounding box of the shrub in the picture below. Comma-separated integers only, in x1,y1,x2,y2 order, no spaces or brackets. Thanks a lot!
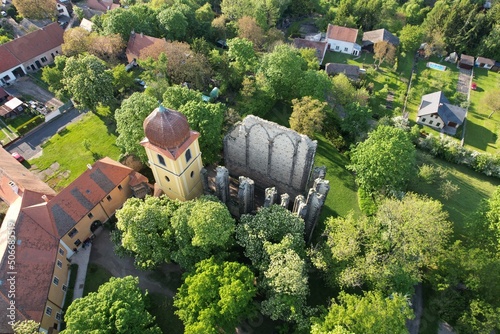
15,115,44,135
358,188,377,216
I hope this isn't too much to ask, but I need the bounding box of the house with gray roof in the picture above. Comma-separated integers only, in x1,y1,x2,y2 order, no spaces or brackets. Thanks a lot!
362,28,399,53
325,63,362,80
416,91,466,135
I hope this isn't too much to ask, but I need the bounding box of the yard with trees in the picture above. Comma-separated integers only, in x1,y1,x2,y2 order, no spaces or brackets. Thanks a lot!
22,0,500,333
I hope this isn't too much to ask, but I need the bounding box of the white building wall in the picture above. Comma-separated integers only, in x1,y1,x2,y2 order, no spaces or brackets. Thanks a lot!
0,66,26,86
416,113,445,130
21,46,62,73
327,39,360,55
56,3,70,16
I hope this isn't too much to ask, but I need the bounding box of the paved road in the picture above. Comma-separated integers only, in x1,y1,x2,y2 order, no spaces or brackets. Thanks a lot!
4,108,85,159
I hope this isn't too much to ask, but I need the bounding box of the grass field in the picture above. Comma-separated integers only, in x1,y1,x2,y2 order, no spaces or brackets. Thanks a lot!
408,151,500,239
464,68,500,154
29,112,121,191
83,263,113,296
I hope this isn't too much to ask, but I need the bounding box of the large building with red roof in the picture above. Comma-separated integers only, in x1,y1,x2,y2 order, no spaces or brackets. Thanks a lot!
0,23,64,87
325,24,361,56
0,148,150,333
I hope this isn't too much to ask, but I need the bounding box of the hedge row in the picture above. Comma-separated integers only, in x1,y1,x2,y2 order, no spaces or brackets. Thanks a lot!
15,115,44,135
416,133,500,178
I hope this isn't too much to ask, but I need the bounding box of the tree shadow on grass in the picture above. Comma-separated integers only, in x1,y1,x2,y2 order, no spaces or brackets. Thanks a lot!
464,118,496,151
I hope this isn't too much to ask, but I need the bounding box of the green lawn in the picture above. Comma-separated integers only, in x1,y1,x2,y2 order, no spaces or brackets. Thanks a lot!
83,263,113,296
29,112,121,191
408,151,500,239
406,57,460,130
464,68,500,154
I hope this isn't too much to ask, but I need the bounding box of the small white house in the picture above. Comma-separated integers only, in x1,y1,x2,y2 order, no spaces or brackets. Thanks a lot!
475,56,495,69
416,91,466,135
326,24,361,56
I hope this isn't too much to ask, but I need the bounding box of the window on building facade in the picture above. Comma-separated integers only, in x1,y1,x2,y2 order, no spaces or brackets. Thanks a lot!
185,149,192,163
41,56,47,62
158,154,166,166
107,195,112,201
59,248,64,256
53,277,59,285
46,307,52,316
118,185,122,190
74,239,81,246
87,212,93,219
56,312,62,321
62,284,67,291
429,120,434,125
436,122,441,127
344,47,348,52
57,260,62,268
68,228,78,238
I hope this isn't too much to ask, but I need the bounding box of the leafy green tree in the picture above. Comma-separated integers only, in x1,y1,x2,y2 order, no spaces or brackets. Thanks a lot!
340,102,372,142
158,7,188,41
237,16,264,50
162,85,202,109
347,125,416,194
479,24,500,61
227,37,257,73
41,55,68,100
373,41,397,68
115,92,158,162
62,276,161,334
399,24,425,53
258,44,307,102
178,101,225,164
115,196,181,269
310,291,414,334
298,70,333,102
428,241,500,333
170,197,235,270
236,205,305,272
102,5,159,41
174,258,257,334
261,237,309,325
12,0,54,19
220,0,254,20
289,96,327,138
331,73,356,106
112,64,135,95
62,55,114,110
313,194,452,293
12,320,39,334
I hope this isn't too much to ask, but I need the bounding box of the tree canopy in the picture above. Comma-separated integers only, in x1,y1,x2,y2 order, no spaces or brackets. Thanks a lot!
313,193,452,294
310,291,414,334
115,92,158,163
289,96,327,138
62,276,161,334
348,125,416,195
174,257,257,334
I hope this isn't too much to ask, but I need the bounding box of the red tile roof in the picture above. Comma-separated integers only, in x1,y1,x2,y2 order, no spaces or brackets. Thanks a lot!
0,46,20,73
0,193,59,329
326,24,358,44
0,148,56,205
47,157,146,237
293,39,327,62
126,33,168,63
4,23,63,63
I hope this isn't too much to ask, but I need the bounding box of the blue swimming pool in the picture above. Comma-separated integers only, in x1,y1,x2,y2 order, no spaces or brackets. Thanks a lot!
427,62,447,71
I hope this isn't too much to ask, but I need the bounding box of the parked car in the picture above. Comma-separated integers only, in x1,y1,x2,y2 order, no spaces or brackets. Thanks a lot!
12,152,25,162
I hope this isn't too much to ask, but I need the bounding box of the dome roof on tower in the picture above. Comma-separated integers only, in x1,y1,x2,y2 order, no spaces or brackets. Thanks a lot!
143,105,191,150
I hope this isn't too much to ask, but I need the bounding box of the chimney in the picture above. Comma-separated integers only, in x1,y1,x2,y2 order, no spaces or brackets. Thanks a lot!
87,164,92,170
8,181,18,195
41,195,49,202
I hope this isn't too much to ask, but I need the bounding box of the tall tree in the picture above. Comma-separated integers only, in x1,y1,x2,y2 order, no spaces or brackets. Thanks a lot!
340,102,372,142
12,320,39,334
373,41,397,68
62,276,162,334
115,92,158,162
115,196,181,269
398,24,425,53
12,0,55,19
62,55,114,110
41,55,68,100
347,125,416,195
482,91,500,119
174,258,257,334
310,291,414,334
237,16,264,49
313,193,452,293
157,7,188,41
289,96,327,138
178,101,225,164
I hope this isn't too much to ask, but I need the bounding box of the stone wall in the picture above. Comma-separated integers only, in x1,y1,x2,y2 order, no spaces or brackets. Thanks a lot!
223,116,317,198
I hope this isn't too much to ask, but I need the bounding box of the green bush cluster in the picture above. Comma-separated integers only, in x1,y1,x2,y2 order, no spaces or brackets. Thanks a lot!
15,115,44,135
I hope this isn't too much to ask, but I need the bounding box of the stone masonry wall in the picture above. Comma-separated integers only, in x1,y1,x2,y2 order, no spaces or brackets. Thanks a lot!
223,116,317,198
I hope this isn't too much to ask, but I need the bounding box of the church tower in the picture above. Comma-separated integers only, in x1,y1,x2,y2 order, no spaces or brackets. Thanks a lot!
141,104,203,201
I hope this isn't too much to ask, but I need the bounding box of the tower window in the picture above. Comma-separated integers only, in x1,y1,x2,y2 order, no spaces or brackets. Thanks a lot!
165,176,170,182
190,171,194,178
185,149,192,163
158,154,166,166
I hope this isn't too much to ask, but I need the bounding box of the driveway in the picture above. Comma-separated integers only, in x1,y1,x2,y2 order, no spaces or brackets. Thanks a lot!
4,107,84,159
6,77,63,110
89,228,182,297
457,68,472,95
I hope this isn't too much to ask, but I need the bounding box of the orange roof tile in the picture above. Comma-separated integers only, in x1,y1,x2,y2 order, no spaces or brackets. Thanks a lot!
2,23,63,66
126,33,168,62
326,24,358,44
0,148,56,205
47,157,142,237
